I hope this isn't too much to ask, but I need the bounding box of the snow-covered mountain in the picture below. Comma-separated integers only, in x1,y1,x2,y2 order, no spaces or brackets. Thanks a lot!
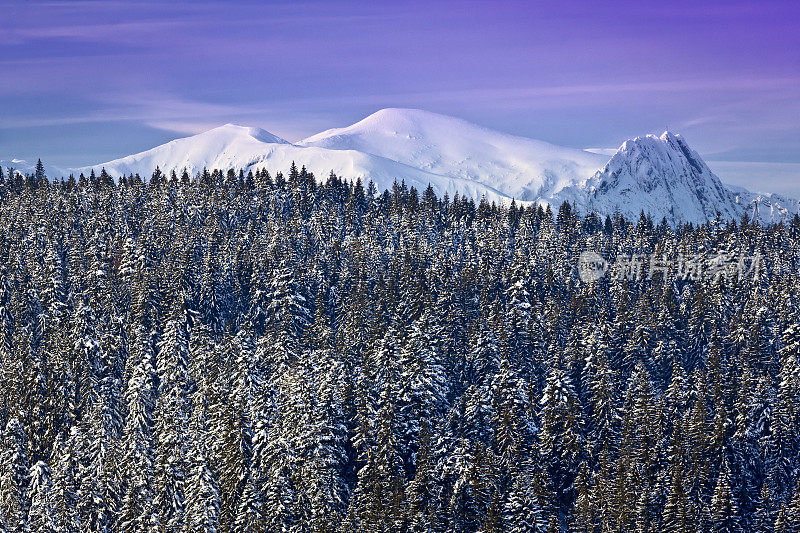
77,124,290,178
3,108,798,224
74,109,607,204
0,158,62,178
727,185,800,225
558,131,743,224
298,108,608,201
73,122,511,204
550,131,799,225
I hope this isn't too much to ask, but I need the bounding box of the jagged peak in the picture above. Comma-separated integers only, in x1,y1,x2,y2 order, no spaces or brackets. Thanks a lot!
579,129,743,225
610,130,709,173
659,129,680,140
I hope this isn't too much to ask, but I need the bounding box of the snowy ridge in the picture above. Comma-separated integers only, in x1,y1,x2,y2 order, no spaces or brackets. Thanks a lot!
4,109,799,224
0,158,62,178
299,108,608,201
75,124,289,178
73,121,512,204
728,185,800,225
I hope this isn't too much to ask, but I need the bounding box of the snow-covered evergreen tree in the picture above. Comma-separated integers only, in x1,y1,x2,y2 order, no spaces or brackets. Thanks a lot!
0,164,793,531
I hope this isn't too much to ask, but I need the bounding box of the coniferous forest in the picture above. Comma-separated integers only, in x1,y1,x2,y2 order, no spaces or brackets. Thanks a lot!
1,162,800,532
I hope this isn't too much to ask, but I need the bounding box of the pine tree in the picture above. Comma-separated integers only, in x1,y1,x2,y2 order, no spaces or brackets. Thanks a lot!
214,331,256,524
26,461,57,533
785,479,800,533
406,420,437,533
397,312,447,473
34,159,45,183
769,325,800,497
348,383,404,532
119,328,157,533
505,249,533,367
583,325,616,446
300,359,348,530
0,418,29,532
51,430,82,532
751,481,773,533
77,399,121,532
709,461,738,533
568,462,594,533
184,398,221,533
539,363,583,507
662,423,690,533
232,473,261,533
491,353,523,472
70,300,102,419
261,439,299,532
153,312,191,532
258,259,310,374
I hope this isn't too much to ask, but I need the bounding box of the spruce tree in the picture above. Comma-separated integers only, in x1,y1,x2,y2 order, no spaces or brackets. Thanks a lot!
153,311,191,532
0,418,29,532
26,461,57,533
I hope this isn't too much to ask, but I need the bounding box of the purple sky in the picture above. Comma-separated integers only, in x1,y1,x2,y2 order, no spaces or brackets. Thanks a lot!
1,0,799,195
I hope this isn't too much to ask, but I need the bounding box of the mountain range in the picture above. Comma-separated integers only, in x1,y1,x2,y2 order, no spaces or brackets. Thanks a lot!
4,108,797,225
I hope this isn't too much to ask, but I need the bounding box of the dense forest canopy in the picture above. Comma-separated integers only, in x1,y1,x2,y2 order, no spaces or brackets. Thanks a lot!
0,162,799,532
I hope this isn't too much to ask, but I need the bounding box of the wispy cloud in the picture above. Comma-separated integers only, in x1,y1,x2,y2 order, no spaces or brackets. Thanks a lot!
244,76,800,118
2,20,189,45
144,121,232,135
3,73,797,136
0,90,325,141
401,77,800,104
0,93,255,129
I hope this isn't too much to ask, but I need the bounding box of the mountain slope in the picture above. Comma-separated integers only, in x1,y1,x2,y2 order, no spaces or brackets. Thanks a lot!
76,124,289,178
7,109,797,225
727,185,800,225
75,123,511,203
551,131,799,225
299,108,608,201
0,158,63,178
569,132,742,224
